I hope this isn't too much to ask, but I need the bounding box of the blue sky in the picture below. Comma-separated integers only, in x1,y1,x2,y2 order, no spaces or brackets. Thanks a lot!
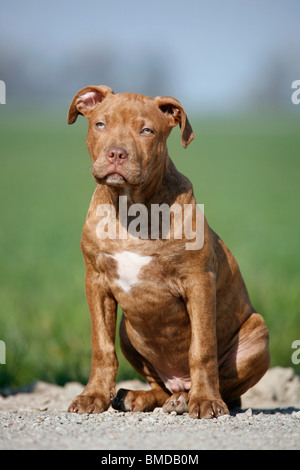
1,0,300,111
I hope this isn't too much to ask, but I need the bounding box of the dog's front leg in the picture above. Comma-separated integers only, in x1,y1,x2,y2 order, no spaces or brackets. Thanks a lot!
68,258,118,414
186,272,229,419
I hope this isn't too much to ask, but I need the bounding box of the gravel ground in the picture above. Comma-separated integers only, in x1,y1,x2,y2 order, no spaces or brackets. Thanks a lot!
1,367,300,450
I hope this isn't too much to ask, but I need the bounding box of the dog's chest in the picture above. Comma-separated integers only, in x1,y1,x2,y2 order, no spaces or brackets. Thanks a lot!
101,247,182,307
104,250,153,293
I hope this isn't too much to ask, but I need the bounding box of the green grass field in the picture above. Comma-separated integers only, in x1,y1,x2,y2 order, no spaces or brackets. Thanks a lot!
0,108,299,388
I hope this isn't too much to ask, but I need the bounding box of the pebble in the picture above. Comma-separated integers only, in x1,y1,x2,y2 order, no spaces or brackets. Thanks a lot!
153,407,164,414
292,411,300,419
236,409,253,420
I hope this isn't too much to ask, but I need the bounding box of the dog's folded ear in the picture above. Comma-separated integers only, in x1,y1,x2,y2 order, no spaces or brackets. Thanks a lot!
67,85,114,124
154,96,195,148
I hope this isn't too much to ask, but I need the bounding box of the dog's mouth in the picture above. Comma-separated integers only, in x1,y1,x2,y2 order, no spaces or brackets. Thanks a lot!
105,172,127,185
93,172,127,186
93,170,146,187
92,161,146,187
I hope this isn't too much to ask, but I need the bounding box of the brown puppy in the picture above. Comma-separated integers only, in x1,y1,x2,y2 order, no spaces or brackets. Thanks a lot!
67,86,270,418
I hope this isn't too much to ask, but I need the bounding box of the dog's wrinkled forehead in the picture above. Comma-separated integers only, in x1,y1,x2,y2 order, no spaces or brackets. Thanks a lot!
91,93,167,127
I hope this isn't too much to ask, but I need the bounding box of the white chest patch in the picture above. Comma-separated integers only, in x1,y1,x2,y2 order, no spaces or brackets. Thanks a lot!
106,251,152,293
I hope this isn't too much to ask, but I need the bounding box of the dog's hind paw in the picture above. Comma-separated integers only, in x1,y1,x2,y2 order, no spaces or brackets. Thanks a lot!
111,388,169,412
163,392,189,414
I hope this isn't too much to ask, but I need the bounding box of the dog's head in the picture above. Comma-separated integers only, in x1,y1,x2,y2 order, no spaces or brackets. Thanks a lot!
68,85,194,187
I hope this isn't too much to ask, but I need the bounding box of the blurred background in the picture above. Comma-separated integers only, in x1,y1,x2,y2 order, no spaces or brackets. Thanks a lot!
0,0,299,388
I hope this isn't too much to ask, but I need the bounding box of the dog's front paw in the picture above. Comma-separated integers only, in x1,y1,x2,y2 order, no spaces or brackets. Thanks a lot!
188,396,229,419
68,394,110,414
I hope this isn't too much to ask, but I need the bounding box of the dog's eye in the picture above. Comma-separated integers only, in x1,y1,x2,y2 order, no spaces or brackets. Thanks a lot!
141,128,154,135
96,122,106,129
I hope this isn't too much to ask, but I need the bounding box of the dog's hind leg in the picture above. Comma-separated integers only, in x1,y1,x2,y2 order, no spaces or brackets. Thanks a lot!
218,313,270,406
